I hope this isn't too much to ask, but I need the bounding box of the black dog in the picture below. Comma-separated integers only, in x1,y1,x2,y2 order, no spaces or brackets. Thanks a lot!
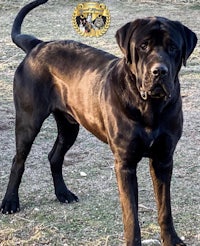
1,0,197,245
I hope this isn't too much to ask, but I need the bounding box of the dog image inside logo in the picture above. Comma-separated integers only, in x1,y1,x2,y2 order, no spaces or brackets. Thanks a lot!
72,2,110,37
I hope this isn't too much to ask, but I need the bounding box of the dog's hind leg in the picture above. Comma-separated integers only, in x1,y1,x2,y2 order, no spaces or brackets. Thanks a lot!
1,104,50,214
48,111,79,203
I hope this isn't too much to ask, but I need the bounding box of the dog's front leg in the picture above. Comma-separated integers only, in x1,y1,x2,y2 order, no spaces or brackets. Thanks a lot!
149,158,186,246
115,159,141,246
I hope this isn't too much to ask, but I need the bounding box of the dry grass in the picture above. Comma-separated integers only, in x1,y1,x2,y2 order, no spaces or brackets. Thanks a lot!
0,0,200,245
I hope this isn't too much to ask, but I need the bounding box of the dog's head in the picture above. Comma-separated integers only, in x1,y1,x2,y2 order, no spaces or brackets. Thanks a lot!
116,17,197,100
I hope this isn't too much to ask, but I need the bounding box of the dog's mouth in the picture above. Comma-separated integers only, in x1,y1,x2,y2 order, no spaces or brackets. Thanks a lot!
148,85,168,98
139,83,171,100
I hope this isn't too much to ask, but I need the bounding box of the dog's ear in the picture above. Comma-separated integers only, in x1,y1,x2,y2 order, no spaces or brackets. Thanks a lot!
115,19,142,64
180,24,197,66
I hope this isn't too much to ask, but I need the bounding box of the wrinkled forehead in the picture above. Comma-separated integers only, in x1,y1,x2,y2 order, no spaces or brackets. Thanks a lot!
133,17,183,46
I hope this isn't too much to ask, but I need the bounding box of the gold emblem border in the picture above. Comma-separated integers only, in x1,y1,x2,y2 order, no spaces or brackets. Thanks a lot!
72,2,111,37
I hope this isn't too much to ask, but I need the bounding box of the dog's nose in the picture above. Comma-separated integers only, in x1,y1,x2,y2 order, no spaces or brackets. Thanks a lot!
151,64,168,78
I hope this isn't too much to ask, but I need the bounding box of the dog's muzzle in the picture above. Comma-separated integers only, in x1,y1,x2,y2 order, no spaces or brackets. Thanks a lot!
139,63,171,100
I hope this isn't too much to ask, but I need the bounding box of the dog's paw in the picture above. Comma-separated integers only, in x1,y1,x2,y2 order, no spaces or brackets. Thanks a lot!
56,189,79,204
1,197,20,214
173,239,186,246
161,236,186,246
162,243,186,246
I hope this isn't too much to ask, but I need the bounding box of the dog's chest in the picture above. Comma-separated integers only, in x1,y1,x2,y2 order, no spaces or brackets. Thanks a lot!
142,127,159,157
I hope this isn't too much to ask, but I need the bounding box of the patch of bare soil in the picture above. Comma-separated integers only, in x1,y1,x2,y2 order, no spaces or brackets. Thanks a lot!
0,0,200,245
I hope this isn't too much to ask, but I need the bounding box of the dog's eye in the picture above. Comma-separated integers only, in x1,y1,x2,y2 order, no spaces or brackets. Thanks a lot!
168,44,177,53
140,41,149,51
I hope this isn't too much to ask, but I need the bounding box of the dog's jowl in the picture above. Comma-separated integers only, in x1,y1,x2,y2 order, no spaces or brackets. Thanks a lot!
1,0,197,245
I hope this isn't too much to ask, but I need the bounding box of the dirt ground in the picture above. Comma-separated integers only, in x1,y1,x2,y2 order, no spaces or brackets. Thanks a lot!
0,0,200,245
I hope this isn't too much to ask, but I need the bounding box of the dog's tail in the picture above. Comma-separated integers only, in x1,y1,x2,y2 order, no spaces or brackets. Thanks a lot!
11,0,48,53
